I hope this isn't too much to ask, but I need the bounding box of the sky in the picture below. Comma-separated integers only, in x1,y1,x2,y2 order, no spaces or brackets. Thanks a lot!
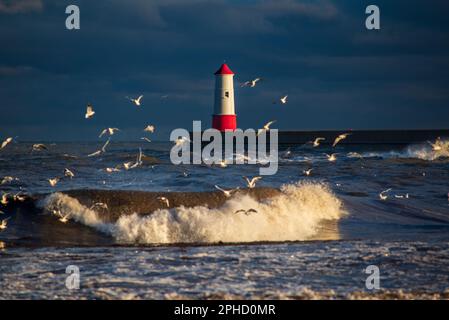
0,0,449,141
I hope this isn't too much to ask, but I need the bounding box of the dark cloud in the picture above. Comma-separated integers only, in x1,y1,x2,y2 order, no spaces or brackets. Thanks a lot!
0,0,448,141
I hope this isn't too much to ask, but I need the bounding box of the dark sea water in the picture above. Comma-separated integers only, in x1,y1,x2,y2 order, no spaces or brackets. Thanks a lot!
0,140,449,299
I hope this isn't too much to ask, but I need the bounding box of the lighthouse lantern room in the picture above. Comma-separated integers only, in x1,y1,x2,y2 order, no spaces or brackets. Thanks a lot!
212,63,237,131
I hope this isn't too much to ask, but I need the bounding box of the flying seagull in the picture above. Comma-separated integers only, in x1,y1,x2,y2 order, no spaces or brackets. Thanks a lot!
379,188,392,201
218,159,228,168
32,144,48,152
279,95,288,104
303,169,313,176
48,178,60,187
333,133,351,147
157,196,170,207
88,139,110,157
1,137,13,150
325,153,337,162
273,95,288,105
347,152,363,159
257,120,276,136
105,167,121,173
99,128,119,138
85,104,95,119
144,125,155,133
241,78,262,88
53,210,71,223
126,95,143,107
1,176,19,185
13,191,27,202
64,168,75,179
90,202,108,210
310,137,325,147
174,137,190,147
243,176,262,189
215,185,238,198
0,217,10,231
1,193,10,205
234,208,258,216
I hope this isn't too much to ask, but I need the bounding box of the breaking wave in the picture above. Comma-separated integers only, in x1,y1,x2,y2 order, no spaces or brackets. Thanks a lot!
361,139,449,161
39,182,344,244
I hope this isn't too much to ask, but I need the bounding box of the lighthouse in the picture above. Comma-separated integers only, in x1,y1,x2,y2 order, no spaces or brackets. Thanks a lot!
212,63,237,131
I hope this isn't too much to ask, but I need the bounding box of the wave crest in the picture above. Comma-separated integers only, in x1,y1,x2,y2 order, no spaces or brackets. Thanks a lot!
40,182,345,244
361,139,449,161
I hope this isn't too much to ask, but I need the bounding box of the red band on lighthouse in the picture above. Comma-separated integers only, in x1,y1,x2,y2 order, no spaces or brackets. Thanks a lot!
212,114,237,131
212,63,237,131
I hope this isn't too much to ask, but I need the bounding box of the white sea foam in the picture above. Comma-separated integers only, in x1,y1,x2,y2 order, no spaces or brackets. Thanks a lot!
40,182,345,244
362,139,449,161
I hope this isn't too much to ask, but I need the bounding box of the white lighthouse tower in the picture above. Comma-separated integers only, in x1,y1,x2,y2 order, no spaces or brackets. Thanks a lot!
212,63,237,131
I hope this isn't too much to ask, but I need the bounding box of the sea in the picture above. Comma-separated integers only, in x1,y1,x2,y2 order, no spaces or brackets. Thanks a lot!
0,139,449,299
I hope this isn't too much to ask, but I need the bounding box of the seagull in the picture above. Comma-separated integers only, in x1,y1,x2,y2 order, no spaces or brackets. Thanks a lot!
174,137,190,147
85,104,95,119
1,176,19,185
124,148,143,171
303,169,313,176
243,176,262,189
325,153,337,162
263,120,276,131
141,137,152,143
1,137,13,150
234,209,258,216
48,178,59,187
157,196,170,207
144,125,155,133
123,161,134,170
279,95,288,104
127,95,143,106
88,139,110,157
54,211,71,223
105,167,121,173
332,133,351,147
62,154,79,159
379,188,392,201
241,78,261,88
282,148,292,158
99,128,119,138
32,144,48,152
13,191,27,202
218,159,228,168
310,137,325,147
1,193,9,205
64,168,75,179
347,152,363,159
394,194,410,199
0,217,10,230
215,185,238,198
257,120,276,136
136,148,143,166
90,202,108,210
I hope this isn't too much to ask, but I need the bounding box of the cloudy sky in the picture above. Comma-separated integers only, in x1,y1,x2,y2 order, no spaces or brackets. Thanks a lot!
1,0,449,141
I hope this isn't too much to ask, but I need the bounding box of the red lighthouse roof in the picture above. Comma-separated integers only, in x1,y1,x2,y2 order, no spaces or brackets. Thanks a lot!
214,63,234,75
